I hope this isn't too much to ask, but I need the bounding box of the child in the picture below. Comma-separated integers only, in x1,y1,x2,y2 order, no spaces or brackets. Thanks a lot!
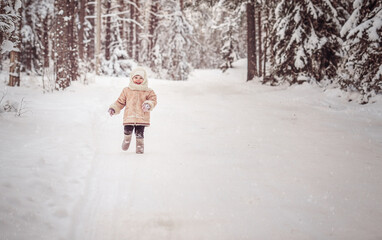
108,67,157,154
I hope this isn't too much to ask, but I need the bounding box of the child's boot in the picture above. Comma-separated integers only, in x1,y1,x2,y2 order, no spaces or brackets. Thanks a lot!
136,137,144,154
122,134,132,151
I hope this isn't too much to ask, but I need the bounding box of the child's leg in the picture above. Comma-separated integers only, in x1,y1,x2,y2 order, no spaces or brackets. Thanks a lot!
134,126,145,138
122,125,134,151
124,125,134,135
135,126,145,154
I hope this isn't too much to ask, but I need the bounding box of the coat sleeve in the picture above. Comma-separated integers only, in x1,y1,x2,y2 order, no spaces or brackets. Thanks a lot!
143,90,157,111
109,88,127,114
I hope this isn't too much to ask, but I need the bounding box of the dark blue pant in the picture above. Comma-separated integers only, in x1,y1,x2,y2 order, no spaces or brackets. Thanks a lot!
124,125,145,138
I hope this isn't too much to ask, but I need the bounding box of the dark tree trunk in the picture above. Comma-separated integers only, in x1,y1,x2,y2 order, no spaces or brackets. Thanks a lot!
247,0,257,81
67,0,79,81
42,15,50,68
86,0,95,66
129,3,135,58
118,0,125,41
54,0,70,89
263,5,269,78
78,0,86,61
105,0,112,61
134,0,140,62
149,0,159,52
23,1,33,73
257,4,262,77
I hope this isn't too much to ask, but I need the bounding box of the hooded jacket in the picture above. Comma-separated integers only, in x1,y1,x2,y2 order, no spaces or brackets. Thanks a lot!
110,67,157,126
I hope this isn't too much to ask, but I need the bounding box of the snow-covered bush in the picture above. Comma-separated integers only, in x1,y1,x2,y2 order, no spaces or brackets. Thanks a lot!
101,47,134,77
0,88,26,116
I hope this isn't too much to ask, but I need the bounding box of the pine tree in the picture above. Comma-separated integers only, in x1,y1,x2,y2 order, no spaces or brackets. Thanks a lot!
100,0,132,77
152,0,192,80
270,0,342,84
217,4,242,72
186,2,220,69
339,0,382,103
32,0,52,69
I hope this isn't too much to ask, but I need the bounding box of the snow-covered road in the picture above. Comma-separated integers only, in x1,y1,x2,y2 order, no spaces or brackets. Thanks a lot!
1,61,382,239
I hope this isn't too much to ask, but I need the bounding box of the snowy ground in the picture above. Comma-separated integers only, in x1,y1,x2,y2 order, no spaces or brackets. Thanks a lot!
1,60,382,240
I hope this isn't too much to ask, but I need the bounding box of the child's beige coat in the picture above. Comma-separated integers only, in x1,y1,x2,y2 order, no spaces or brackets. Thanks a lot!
110,68,157,126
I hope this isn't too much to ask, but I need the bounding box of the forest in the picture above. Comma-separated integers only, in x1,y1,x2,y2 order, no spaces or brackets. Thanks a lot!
0,0,381,103
1,1,382,239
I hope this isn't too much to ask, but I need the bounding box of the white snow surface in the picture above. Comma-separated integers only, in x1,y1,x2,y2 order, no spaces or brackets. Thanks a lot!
1,59,382,239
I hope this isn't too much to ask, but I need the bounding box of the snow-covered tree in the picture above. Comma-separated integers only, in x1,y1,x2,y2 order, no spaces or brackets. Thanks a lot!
185,3,220,69
338,0,382,103
151,0,193,80
0,1,19,54
100,0,139,76
29,0,53,70
214,2,244,72
1,0,23,86
270,0,342,84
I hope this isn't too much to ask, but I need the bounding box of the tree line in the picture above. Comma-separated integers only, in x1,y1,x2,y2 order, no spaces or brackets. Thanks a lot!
0,0,381,103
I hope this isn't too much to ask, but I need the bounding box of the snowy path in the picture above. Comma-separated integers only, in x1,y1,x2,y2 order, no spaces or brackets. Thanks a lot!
1,63,382,239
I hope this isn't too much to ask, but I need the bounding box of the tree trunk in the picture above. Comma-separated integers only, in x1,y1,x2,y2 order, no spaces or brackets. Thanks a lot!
105,0,112,61
54,0,70,89
78,0,86,61
257,4,262,77
68,0,79,81
8,2,22,87
43,16,50,68
129,2,135,58
86,0,95,66
134,0,140,62
149,0,159,52
180,0,184,11
263,5,269,77
246,0,257,81
95,0,101,75
118,0,125,41
23,1,33,73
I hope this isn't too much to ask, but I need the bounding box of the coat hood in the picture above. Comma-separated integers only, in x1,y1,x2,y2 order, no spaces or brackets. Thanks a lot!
128,67,149,91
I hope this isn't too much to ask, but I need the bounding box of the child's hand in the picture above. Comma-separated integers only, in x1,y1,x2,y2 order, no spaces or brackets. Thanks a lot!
108,108,115,116
142,103,151,112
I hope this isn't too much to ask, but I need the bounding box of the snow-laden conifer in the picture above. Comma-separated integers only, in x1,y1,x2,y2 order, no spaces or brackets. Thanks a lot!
338,0,382,103
151,0,192,80
271,0,342,84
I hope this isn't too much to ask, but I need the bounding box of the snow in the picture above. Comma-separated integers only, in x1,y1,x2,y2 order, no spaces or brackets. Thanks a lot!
353,0,364,9
294,46,306,69
1,40,15,54
1,59,382,239
15,0,22,12
340,8,360,37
